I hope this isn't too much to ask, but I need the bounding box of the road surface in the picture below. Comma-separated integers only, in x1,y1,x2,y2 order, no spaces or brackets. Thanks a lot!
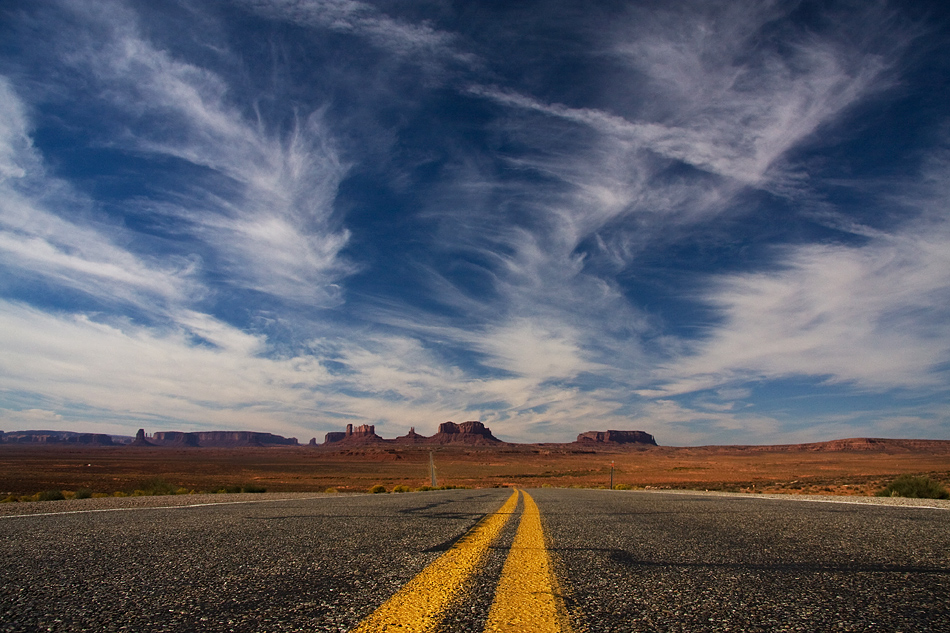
1,488,949,631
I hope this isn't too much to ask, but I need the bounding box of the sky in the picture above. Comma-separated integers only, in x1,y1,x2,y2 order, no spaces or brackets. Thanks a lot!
1,0,949,445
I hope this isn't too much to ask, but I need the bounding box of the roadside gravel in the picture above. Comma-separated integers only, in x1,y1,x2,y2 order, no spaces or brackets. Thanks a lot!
0,491,331,518
635,488,950,510
4,487,948,520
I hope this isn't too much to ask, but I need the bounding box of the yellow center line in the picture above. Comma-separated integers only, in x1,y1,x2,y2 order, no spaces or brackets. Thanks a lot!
350,489,521,633
484,490,574,633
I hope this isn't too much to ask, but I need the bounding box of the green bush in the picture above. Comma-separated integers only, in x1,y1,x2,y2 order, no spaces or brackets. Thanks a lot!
242,485,267,493
392,485,410,493
74,488,93,499
324,487,339,494
876,475,950,499
369,484,388,494
614,483,633,490
135,478,179,496
37,490,65,501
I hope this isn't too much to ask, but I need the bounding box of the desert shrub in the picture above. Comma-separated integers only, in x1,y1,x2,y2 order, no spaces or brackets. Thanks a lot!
614,484,633,491
876,475,950,499
135,478,179,496
113,491,128,497
92,492,110,498
324,487,339,494
74,488,93,499
216,485,242,494
369,484,388,494
242,485,267,493
392,485,410,493
416,486,434,492
1,495,17,503
37,490,65,501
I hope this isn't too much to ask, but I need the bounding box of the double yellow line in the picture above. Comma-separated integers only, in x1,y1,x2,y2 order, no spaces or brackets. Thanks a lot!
350,489,575,633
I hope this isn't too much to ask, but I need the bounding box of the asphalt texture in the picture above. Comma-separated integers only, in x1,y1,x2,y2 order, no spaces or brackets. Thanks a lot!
1,489,949,632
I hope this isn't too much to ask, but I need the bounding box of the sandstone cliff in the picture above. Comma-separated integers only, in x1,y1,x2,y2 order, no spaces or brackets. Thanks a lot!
323,424,383,445
395,427,429,444
150,431,298,447
575,430,657,446
426,421,501,445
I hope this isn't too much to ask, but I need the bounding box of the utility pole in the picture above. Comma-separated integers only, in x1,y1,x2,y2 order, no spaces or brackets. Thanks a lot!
429,451,438,488
610,461,614,490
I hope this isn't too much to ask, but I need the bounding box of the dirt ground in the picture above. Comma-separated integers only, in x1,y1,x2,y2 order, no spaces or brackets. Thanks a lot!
2,444,950,497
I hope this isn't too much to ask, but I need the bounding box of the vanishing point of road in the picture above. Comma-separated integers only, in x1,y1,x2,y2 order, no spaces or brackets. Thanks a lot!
2,488,949,632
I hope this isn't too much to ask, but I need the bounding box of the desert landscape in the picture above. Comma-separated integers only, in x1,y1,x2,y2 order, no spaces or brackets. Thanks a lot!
2,423,950,498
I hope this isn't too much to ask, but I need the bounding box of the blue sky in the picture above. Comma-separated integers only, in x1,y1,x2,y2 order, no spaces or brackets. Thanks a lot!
1,0,949,445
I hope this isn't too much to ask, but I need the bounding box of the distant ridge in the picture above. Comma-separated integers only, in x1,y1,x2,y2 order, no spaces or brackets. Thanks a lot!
3,427,950,453
693,437,950,454
0,430,117,445
149,431,299,447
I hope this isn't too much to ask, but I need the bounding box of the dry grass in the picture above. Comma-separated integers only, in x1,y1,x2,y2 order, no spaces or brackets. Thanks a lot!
1,444,949,497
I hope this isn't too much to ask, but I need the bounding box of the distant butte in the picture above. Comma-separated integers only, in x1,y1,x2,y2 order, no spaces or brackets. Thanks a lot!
323,424,385,445
575,430,657,446
428,421,501,445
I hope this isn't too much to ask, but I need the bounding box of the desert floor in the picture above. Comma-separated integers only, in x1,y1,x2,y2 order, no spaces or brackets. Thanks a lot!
2,444,950,497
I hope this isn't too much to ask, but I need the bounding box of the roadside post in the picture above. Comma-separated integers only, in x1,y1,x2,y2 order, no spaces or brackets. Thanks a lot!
610,461,614,490
429,451,438,488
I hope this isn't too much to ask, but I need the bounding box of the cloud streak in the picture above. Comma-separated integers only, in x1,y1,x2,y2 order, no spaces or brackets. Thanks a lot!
58,1,354,305
653,159,950,398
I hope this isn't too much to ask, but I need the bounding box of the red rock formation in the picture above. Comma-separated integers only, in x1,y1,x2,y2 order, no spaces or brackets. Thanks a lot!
76,433,115,446
427,421,501,445
149,431,298,447
575,430,657,446
323,423,384,445
394,427,429,444
710,438,950,453
131,428,154,446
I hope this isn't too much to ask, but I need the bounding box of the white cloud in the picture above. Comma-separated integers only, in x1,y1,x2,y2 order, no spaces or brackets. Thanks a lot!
0,77,31,181
0,76,197,311
465,0,902,278
654,194,950,396
0,408,63,429
58,1,353,305
233,0,469,66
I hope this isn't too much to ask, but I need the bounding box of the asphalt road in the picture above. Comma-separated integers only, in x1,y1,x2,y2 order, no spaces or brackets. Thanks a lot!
1,489,948,632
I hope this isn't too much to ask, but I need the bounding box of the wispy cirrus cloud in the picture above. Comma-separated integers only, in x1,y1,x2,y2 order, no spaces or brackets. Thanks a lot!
608,0,900,185
233,0,472,68
0,76,197,312
55,1,353,305
651,154,950,398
